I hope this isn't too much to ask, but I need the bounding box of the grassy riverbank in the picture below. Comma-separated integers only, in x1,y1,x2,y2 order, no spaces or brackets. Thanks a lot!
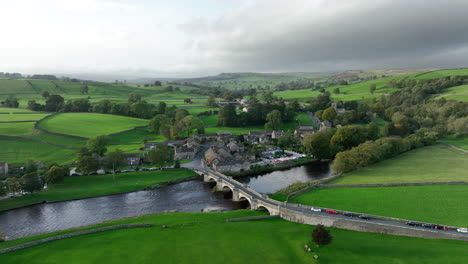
0,169,197,212
291,185,468,227
1,211,467,263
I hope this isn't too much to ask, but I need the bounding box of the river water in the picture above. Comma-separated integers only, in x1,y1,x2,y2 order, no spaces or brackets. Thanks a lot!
0,162,330,240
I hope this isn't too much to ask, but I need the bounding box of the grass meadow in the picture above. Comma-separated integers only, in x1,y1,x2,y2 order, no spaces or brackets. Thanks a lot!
0,113,49,122
37,113,149,138
291,185,468,227
1,211,468,264
330,145,468,184
0,122,35,136
0,169,196,212
0,136,75,165
440,136,468,150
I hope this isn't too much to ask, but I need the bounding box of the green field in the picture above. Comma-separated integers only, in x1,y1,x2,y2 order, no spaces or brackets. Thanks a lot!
435,84,468,101
0,113,49,122
296,112,313,125
0,122,34,136
29,132,87,148
186,107,215,115
38,113,149,138
440,136,468,150
414,69,468,79
1,211,468,264
107,144,145,153
0,136,74,165
330,145,468,184
292,185,468,227
0,107,35,113
0,79,33,94
200,114,218,126
0,169,196,212
107,128,164,144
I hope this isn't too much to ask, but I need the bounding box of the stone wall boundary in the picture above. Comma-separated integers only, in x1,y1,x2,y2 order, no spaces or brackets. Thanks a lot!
0,224,153,254
226,215,280,222
319,181,468,188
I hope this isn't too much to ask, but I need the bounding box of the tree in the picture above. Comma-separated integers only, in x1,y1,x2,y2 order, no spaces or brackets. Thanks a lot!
76,156,99,175
175,109,189,121
367,122,380,140
45,166,68,184
172,115,205,138
45,95,64,112
217,104,238,126
157,101,167,115
369,83,377,94
184,98,192,104
24,159,38,174
265,110,283,130
41,91,50,98
206,95,217,108
86,135,109,156
105,149,126,178
149,115,169,135
333,88,340,94
322,107,337,122
330,125,368,151
312,225,333,247
148,145,174,169
80,85,89,94
128,93,142,103
303,129,336,159
5,177,21,193
21,172,42,193
154,80,162,86
0,180,6,197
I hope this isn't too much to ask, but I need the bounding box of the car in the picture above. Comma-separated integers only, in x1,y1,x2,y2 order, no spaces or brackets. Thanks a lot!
405,221,421,226
444,226,451,231
325,209,338,214
358,215,371,220
457,228,468,233
310,207,321,212
343,212,356,217
422,223,435,229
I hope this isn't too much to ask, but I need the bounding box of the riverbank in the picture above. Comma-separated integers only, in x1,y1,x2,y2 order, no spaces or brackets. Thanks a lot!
1,211,468,263
0,169,197,212
225,157,316,178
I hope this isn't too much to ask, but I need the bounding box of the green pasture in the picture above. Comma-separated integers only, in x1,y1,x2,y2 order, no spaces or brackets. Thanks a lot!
37,113,149,138
439,136,468,151
0,113,49,122
0,169,196,212
1,211,468,264
414,68,468,79
0,122,34,136
0,136,74,165
29,131,87,148
107,128,164,144
0,107,35,113
330,145,468,184
292,185,468,227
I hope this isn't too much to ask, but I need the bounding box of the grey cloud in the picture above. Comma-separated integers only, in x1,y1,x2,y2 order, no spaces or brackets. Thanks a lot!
182,0,468,73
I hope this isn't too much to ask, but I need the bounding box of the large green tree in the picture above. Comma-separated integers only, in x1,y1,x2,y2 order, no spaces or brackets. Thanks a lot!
312,225,333,247
330,125,368,151
45,166,68,184
21,172,42,193
86,135,109,156
322,107,337,122
217,104,238,126
148,145,174,169
206,95,217,108
76,156,99,175
105,149,126,176
303,129,336,159
265,110,283,130
149,115,169,135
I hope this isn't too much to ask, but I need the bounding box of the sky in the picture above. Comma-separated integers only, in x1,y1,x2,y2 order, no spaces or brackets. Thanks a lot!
2,0,468,79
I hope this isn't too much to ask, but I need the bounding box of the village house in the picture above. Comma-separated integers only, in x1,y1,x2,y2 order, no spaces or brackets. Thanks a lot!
212,159,249,173
124,153,144,167
174,146,197,160
0,162,8,175
332,102,347,115
320,121,332,131
294,125,316,138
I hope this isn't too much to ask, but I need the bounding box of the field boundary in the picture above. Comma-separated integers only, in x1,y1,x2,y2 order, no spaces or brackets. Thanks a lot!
35,113,90,140
319,181,468,188
0,224,153,254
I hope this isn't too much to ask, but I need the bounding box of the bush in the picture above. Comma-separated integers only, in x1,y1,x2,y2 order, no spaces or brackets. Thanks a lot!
312,225,333,247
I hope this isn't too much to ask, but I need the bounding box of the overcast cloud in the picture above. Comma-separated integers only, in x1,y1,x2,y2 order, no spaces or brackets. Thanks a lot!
2,0,468,78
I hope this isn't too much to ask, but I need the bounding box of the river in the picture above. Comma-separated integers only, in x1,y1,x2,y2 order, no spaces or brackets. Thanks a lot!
0,161,331,240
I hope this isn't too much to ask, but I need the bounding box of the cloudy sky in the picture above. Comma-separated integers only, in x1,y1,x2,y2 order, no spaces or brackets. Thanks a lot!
2,0,468,78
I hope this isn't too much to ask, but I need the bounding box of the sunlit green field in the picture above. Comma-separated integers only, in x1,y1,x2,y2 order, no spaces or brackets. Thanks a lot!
0,113,49,121
292,185,468,227
330,145,468,184
1,211,468,264
37,113,149,138
0,122,34,136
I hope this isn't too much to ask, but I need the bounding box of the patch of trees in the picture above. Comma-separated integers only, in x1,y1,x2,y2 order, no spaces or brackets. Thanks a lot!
0,72,22,79
216,95,296,128
333,128,440,174
0,95,19,108
31,74,58,80
148,145,174,169
149,109,204,139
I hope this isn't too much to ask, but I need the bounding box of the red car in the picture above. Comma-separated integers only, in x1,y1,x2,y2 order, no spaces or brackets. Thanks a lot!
325,209,338,214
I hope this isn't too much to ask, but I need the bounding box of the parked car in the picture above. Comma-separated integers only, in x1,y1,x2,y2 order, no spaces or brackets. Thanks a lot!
141,168,149,171
343,212,356,217
310,207,321,212
325,209,338,214
405,221,421,226
358,215,371,220
457,228,468,233
422,223,435,229
444,226,451,231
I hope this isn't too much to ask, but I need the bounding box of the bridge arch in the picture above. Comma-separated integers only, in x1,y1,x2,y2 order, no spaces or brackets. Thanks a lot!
238,195,253,209
256,205,271,215
221,185,234,199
